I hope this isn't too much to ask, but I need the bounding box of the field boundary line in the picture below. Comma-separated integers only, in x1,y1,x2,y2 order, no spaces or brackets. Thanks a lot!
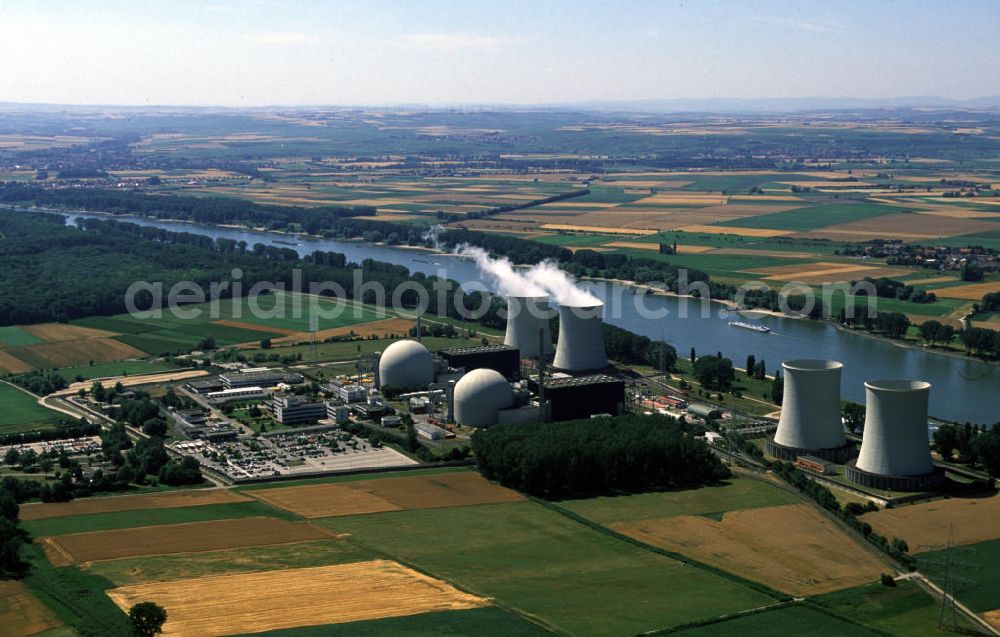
531,497,789,600
331,526,573,637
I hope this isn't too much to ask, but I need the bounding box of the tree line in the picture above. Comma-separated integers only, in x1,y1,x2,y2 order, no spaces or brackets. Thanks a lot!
472,414,730,499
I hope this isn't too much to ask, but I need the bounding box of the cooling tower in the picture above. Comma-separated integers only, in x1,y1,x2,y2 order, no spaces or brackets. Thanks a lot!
503,296,553,358
766,360,853,462
553,303,607,372
847,379,945,491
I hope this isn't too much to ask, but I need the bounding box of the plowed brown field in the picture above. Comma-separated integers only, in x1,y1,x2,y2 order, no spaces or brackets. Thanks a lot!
42,517,333,565
249,471,523,518
19,489,251,521
21,323,118,341
0,580,62,637
106,560,489,637
613,504,886,595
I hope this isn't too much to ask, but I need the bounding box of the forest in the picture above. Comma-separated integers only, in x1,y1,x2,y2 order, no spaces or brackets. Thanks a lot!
472,414,730,498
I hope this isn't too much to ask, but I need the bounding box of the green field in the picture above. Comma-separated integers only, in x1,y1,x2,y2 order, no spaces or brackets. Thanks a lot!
87,539,373,587
560,477,799,525
236,607,555,637
669,604,885,636
811,580,979,636
237,334,485,363
920,538,1000,614
21,500,294,536
53,359,180,382
718,202,905,232
319,501,774,636
0,325,43,347
0,382,63,434
532,233,618,246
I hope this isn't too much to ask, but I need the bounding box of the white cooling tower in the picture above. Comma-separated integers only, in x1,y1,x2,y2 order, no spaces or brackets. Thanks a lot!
770,360,848,458
453,368,514,427
503,296,553,358
377,340,435,389
553,303,608,372
854,380,935,478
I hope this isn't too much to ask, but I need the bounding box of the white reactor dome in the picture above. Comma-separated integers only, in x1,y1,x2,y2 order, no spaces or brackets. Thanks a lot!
378,340,435,389
453,368,514,427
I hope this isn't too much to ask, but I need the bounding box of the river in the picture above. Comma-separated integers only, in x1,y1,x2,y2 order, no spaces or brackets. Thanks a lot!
58,212,998,425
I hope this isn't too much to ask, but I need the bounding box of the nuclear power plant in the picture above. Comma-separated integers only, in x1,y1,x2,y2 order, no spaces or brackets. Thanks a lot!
377,340,435,389
453,368,515,427
846,380,946,491
765,359,854,463
553,303,608,372
503,295,553,359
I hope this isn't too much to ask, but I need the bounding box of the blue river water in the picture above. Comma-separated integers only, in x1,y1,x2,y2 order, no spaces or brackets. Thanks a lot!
59,212,999,425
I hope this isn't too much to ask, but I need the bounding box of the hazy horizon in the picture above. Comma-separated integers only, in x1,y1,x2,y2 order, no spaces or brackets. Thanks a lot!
2,0,999,108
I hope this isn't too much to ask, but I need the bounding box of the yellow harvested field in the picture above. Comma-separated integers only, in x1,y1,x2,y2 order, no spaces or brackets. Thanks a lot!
19,489,252,521
42,517,333,565
264,317,414,347
0,350,32,374
540,224,658,235
799,213,998,241
676,245,717,254
632,194,729,206
931,280,1000,300
21,323,118,341
751,261,908,284
729,195,802,202
0,580,62,637
537,201,619,208
613,504,886,596
106,560,489,637
6,338,147,369
61,370,209,395
914,208,1000,220
861,493,1000,553
678,225,793,237
602,241,661,251
250,471,523,518
923,197,1000,206
599,180,691,188
985,610,1000,631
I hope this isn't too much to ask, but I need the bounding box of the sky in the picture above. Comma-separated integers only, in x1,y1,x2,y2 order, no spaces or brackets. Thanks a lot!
0,0,998,107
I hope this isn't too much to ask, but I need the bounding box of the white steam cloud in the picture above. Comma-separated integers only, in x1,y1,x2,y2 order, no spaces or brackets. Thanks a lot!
423,226,600,306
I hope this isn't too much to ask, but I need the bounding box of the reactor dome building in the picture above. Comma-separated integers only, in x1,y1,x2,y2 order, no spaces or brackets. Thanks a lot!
765,359,854,463
504,295,553,359
377,340,435,389
846,379,945,491
453,368,515,427
553,303,608,372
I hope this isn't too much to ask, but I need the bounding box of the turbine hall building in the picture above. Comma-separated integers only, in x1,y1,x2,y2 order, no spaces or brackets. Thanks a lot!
438,344,520,380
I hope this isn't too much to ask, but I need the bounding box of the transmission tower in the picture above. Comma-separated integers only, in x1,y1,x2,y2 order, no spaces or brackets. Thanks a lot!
921,525,978,631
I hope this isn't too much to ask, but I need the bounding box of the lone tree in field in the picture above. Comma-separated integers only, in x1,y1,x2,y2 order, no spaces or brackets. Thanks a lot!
129,601,167,637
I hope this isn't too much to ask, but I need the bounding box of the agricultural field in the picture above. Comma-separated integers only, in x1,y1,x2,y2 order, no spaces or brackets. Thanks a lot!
0,381,63,434
106,561,489,637
248,471,523,518
919,538,1000,629
320,500,775,636
0,579,64,637
563,477,886,596
860,492,1000,553
667,604,885,637
811,579,983,636
18,488,252,521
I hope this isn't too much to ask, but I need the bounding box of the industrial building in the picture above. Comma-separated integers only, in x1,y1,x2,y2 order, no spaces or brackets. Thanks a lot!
531,374,624,422
553,303,608,372
271,396,327,425
503,295,553,358
187,379,224,395
766,359,854,463
327,403,351,425
323,382,367,404
847,380,946,491
220,368,304,389
377,340,435,389
207,386,266,402
439,344,520,380
453,368,515,427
